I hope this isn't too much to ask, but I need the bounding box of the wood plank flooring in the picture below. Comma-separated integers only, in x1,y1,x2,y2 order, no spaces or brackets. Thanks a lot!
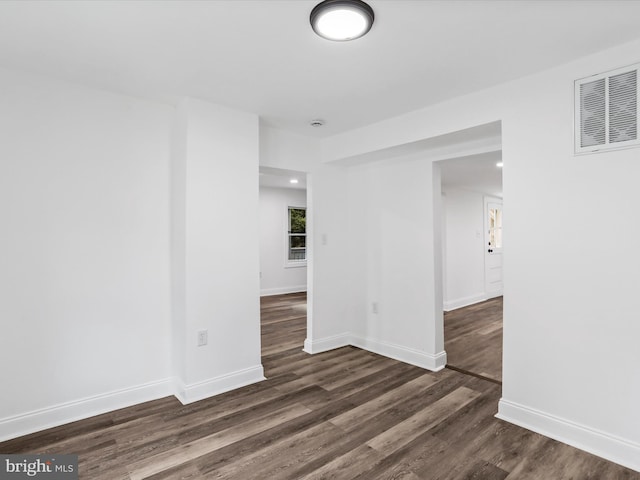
1,292,638,479
444,296,503,383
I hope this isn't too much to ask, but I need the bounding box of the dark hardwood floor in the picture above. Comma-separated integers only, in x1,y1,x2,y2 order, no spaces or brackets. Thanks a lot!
1,292,638,479
444,296,503,383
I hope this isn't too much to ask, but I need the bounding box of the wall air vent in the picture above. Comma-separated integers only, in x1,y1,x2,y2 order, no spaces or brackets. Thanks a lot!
575,63,639,154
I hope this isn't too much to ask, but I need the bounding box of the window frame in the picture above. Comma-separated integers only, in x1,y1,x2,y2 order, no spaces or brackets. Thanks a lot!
285,205,307,268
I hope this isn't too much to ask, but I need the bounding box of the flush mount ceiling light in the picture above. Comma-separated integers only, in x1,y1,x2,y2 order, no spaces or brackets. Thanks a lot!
310,0,375,41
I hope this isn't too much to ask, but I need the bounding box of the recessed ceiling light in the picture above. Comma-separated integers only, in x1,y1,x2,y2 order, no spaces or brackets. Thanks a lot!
290,178,299,184
309,119,325,127
496,162,504,168
310,0,375,42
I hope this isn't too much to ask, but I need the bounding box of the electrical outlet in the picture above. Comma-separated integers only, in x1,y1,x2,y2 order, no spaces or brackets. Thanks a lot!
372,302,379,314
197,330,208,347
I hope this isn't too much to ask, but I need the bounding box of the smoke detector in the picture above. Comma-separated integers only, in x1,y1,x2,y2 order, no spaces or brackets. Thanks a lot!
310,119,325,127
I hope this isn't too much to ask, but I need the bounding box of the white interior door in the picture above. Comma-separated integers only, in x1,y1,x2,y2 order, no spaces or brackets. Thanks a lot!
484,198,503,298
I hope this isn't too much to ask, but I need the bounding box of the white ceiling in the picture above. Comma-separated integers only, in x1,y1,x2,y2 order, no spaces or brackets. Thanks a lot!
2,1,640,138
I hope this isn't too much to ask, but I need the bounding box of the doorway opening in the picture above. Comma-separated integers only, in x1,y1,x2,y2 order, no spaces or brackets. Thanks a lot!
258,166,309,374
438,150,503,385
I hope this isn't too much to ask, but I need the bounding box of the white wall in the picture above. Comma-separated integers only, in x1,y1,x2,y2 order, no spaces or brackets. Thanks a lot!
442,188,488,310
312,38,640,471
259,187,307,296
172,98,263,403
498,47,640,469
303,163,352,353
344,156,446,370
259,123,320,171
0,68,173,440
0,73,265,439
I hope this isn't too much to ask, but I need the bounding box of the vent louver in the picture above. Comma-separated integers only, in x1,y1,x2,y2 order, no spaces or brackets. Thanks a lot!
609,70,637,143
580,79,606,148
575,63,639,154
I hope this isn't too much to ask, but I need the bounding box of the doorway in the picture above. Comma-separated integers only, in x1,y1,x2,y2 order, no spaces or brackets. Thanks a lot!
258,167,309,371
438,151,503,383
485,198,503,298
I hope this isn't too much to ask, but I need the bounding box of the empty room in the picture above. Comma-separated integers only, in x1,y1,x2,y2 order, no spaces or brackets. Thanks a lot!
1,1,639,479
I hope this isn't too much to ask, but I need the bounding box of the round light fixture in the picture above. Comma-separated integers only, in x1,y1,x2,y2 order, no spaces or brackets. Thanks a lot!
310,0,375,41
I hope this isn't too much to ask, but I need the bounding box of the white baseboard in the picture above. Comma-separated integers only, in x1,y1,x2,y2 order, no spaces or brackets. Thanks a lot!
304,333,446,372
350,335,447,372
173,365,266,405
260,286,307,297
0,378,172,443
0,366,268,442
497,398,640,473
444,293,488,311
303,333,350,354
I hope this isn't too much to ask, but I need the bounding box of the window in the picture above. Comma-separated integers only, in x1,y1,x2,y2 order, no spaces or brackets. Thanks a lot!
288,207,306,262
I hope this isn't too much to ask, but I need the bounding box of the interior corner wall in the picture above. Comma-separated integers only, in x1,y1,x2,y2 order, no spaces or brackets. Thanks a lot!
170,99,188,384
171,98,264,404
259,187,307,296
0,68,173,441
442,188,487,310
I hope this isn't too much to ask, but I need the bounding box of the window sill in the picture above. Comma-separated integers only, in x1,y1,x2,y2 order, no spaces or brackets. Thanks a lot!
285,261,307,269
